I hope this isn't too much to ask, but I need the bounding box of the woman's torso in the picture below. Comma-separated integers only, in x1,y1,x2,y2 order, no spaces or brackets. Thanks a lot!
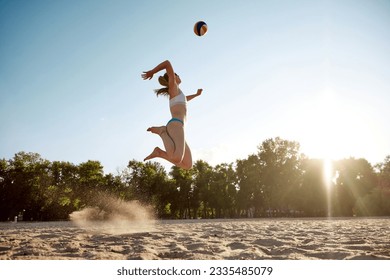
169,88,187,121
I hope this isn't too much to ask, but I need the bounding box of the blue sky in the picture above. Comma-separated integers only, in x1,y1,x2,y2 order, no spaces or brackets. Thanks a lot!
1,0,389,173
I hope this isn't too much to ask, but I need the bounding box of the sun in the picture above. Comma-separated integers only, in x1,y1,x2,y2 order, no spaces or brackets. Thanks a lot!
293,90,380,162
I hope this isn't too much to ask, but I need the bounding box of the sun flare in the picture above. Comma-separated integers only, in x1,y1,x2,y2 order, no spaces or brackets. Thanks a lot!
293,90,380,162
323,159,333,188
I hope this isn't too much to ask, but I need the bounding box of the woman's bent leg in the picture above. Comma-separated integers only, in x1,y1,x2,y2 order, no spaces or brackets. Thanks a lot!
145,122,187,167
166,122,185,164
144,147,177,165
177,142,192,170
146,126,175,157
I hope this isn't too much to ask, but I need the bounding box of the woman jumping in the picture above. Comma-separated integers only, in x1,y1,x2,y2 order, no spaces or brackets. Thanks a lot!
142,60,202,170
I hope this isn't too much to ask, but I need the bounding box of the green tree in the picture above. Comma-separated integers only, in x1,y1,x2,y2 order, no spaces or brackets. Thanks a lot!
209,163,237,218
257,137,305,216
40,161,77,220
125,160,167,205
0,158,12,220
298,159,329,216
333,158,377,216
192,160,213,218
170,166,194,218
372,155,390,215
11,152,52,220
236,155,261,217
76,160,106,207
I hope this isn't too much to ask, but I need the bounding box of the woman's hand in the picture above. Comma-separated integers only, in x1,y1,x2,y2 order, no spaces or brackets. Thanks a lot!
186,89,203,102
142,70,154,80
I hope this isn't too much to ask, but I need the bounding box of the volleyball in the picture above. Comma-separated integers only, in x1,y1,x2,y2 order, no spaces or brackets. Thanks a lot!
194,21,208,36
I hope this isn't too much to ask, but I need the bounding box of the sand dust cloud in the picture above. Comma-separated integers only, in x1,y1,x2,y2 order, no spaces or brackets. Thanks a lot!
69,193,155,234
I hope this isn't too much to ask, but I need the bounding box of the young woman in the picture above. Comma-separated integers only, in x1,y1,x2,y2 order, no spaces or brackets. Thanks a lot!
141,60,202,170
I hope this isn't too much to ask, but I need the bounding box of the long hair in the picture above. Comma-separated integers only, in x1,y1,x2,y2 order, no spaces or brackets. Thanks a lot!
154,73,170,97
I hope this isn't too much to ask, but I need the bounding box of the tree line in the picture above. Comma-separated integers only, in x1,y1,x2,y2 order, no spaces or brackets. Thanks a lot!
1,137,389,221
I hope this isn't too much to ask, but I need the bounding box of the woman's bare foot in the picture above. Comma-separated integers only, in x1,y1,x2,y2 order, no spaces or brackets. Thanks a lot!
144,147,163,161
146,126,166,136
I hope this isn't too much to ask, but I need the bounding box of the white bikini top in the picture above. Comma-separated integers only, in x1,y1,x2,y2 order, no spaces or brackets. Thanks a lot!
169,89,187,107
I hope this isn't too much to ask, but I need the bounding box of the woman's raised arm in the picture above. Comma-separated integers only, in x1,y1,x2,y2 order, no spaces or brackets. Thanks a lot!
186,89,203,102
142,60,175,81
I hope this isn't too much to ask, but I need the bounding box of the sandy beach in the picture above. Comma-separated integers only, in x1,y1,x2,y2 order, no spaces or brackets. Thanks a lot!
0,217,389,260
